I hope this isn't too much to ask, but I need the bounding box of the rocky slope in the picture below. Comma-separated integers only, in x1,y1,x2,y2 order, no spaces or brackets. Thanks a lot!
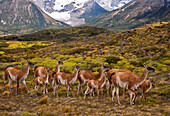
84,0,170,32
0,0,70,35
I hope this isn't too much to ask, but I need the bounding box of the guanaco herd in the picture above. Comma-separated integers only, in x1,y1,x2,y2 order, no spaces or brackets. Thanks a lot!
3,59,155,105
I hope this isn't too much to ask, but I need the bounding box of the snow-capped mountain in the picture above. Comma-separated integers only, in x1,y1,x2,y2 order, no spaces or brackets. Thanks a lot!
31,0,132,26
96,0,132,11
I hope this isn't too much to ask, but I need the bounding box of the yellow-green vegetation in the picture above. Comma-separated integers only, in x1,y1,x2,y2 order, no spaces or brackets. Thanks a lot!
18,112,37,116
0,23,169,115
7,41,52,49
0,51,5,55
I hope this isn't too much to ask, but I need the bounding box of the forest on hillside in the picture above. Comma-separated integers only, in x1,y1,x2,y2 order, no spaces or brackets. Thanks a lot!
0,22,169,115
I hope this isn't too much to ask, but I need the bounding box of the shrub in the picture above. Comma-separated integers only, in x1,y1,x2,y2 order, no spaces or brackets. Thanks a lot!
105,55,121,64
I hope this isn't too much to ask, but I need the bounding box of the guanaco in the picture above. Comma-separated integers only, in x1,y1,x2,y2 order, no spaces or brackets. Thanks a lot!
110,64,155,105
77,63,107,95
53,64,80,97
34,68,50,94
4,60,34,93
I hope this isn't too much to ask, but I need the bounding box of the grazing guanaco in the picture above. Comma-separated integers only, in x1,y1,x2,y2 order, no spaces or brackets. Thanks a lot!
34,59,63,80
34,68,50,94
84,72,108,99
4,60,34,93
138,77,155,102
53,64,80,97
110,64,155,105
77,63,107,95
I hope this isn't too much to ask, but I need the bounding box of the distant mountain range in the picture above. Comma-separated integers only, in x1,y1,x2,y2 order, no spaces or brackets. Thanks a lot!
31,0,132,26
84,0,170,32
0,0,169,35
0,0,70,35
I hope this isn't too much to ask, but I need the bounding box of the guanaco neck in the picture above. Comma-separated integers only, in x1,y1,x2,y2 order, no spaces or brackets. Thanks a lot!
101,74,106,83
55,63,60,73
22,63,30,76
96,66,104,81
136,68,148,84
71,69,79,80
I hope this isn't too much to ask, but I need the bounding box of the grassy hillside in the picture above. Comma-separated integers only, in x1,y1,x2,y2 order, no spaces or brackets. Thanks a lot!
0,22,169,115
0,26,112,42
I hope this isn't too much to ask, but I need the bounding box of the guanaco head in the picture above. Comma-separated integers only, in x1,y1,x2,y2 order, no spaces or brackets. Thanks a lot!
144,63,155,72
102,63,108,69
75,64,80,71
57,58,63,65
104,72,109,78
27,60,34,67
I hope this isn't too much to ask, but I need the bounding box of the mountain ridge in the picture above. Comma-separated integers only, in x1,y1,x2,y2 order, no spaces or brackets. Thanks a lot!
0,0,71,35
31,0,132,26
84,0,170,32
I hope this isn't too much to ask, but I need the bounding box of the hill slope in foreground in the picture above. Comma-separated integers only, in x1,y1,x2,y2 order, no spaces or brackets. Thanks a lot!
0,22,169,115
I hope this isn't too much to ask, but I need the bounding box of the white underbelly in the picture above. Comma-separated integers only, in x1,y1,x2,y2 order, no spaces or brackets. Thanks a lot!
116,76,128,88
58,75,67,85
8,71,17,81
80,74,89,84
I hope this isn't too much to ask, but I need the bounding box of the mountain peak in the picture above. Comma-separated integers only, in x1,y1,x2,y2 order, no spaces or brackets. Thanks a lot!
43,0,108,26
84,0,170,32
31,0,132,26
0,0,70,35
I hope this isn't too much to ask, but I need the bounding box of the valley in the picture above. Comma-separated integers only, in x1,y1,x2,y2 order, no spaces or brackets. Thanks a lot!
0,22,169,115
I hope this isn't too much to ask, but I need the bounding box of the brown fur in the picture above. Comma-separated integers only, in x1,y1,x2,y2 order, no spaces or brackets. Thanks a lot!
34,67,54,80
53,64,80,97
34,69,50,94
106,69,130,95
84,73,107,99
4,60,34,93
138,80,152,102
34,59,63,81
110,65,155,105
77,63,107,95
